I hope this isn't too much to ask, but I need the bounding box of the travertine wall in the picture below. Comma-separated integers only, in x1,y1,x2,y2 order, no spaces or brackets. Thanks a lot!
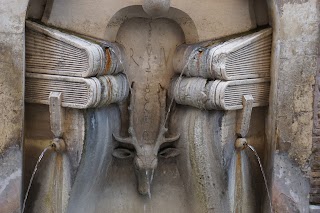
267,0,319,211
0,0,27,154
0,0,29,212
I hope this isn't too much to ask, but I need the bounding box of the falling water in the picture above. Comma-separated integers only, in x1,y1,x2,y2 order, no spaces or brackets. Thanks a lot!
150,169,154,185
143,169,155,213
164,48,202,125
143,201,153,213
247,145,273,213
22,145,52,213
145,169,155,199
146,170,152,199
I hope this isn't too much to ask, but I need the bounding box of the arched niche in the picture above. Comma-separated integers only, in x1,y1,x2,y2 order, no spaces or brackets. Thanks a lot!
104,5,198,43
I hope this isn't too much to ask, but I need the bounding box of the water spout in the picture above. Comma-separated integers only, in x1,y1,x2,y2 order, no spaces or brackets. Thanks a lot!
22,145,52,213
247,145,273,213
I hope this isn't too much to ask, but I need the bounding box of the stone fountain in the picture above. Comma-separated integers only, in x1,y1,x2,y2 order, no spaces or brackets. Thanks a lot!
0,0,319,213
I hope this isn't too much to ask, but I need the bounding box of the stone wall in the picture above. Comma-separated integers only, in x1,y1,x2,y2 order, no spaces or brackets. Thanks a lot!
267,0,320,211
0,0,29,212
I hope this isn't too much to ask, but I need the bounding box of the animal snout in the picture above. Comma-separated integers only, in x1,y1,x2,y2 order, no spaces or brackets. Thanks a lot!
136,169,155,196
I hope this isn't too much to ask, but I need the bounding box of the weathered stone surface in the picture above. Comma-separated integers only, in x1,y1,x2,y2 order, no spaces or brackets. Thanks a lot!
0,1,29,212
0,146,21,213
0,5,27,148
42,0,256,42
272,153,310,212
0,33,24,152
0,0,28,34
272,0,318,168
267,0,319,210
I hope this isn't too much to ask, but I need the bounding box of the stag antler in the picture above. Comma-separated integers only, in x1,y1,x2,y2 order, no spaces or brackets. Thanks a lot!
153,85,180,154
113,89,141,152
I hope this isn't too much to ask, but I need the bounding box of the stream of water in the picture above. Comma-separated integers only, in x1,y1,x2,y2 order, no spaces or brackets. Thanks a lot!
247,145,273,213
22,145,52,213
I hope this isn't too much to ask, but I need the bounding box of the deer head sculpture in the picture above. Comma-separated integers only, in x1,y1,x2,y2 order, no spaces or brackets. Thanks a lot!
113,86,180,195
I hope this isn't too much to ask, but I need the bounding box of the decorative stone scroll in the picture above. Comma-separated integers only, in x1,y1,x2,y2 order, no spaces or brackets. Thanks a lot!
173,28,272,80
171,77,270,110
25,73,129,109
77,34,126,76
26,21,123,77
98,74,130,107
